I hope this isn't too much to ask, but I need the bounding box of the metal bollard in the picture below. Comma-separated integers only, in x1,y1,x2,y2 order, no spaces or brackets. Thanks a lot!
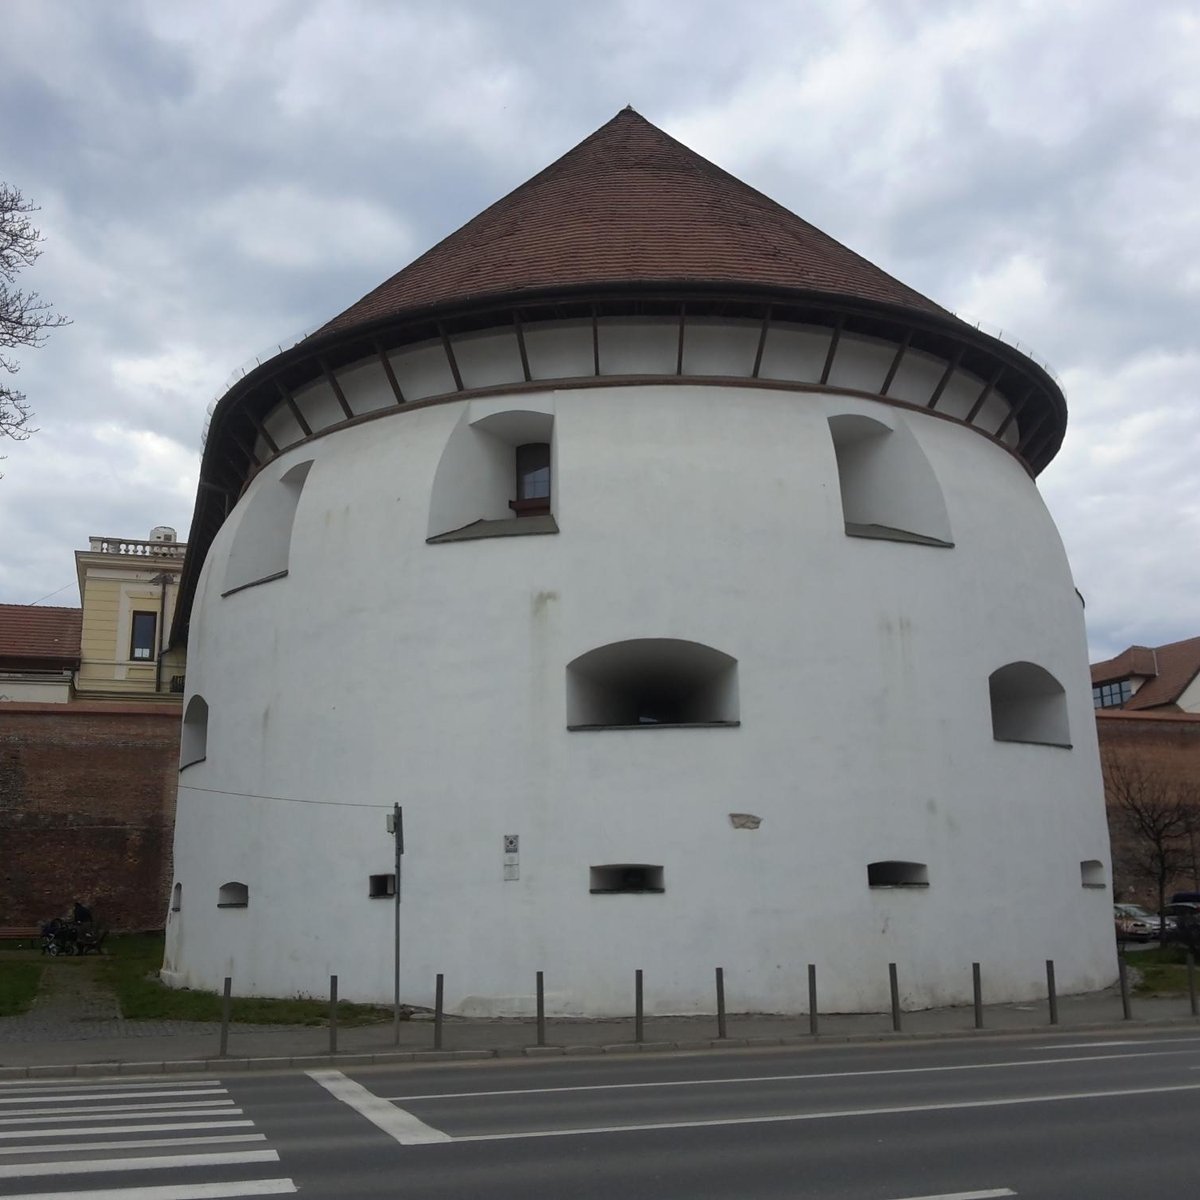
1118,956,1132,1021
973,962,983,1030
1046,959,1059,1025
329,975,338,1054
434,974,444,1050
889,963,902,1032
715,967,727,1040
219,976,232,1057
635,969,644,1043
536,971,546,1047
808,964,819,1037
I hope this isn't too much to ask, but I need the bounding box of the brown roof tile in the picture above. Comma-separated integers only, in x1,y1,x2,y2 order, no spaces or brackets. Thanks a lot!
1091,636,1200,710
0,604,82,666
313,108,949,340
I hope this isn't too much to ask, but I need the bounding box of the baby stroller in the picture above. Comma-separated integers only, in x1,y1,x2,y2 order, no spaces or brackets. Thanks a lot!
40,919,106,955
40,918,77,956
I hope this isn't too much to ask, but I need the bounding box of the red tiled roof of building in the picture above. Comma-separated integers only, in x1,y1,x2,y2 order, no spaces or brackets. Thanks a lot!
1090,635,1200,711
0,604,82,666
313,108,949,340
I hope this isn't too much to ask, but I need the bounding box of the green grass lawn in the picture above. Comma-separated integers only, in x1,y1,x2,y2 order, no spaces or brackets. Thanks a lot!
1125,945,1198,997
101,933,392,1025
0,961,43,1016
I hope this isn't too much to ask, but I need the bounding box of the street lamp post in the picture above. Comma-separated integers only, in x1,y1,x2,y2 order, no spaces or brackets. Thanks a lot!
387,804,404,1044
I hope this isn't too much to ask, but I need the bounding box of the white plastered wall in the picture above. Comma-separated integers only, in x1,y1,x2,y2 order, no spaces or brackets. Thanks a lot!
168,327,1110,1017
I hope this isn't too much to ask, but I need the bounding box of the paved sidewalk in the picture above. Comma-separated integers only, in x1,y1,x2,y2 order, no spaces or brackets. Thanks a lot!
1,964,1197,1078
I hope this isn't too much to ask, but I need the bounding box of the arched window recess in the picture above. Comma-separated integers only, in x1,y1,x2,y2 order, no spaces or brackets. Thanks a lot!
988,662,1071,747
180,695,209,769
566,639,739,730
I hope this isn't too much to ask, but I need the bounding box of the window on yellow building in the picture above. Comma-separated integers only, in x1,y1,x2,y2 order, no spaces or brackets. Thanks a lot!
130,611,157,661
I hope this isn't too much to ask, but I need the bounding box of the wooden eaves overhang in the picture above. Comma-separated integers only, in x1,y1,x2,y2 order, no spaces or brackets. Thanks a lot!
172,280,1066,648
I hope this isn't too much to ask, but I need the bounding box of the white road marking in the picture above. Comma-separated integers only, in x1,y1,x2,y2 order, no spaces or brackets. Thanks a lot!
0,1108,242,1128
889,1192,1015,1200
0,1078,221,1090
308,1069,450,1145
0,1101,235,1121
0,1133,266,1157
0,1120,254,1141
448,1080,1200,1143
385,1048,1197,1102
0,1180,296,1200
0,1148,279,1180
1035,1037,1200,1050
0,1089,228,1105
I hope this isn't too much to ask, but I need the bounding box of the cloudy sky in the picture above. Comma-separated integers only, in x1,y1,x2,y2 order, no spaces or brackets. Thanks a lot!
1,0,1196,661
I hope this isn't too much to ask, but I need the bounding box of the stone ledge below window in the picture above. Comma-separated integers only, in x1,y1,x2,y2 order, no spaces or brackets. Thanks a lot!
845,522,953,548
567,720,741,732
427,514,559,544
221,569,289,598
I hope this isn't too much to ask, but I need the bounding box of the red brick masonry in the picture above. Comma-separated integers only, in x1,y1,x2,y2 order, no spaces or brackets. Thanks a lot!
0,703,180,931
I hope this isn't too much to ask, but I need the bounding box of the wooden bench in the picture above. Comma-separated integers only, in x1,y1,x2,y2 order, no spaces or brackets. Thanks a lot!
0,926,43,948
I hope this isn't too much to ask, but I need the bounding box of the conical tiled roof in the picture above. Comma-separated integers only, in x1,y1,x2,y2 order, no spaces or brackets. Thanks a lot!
314,108,948,338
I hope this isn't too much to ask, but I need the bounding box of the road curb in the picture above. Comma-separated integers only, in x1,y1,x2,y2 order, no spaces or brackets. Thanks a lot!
1,1014,1196,1080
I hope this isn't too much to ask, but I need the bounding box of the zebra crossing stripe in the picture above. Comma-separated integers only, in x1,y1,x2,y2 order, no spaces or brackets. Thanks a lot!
0,1148,280,1179
0,1180,297,1200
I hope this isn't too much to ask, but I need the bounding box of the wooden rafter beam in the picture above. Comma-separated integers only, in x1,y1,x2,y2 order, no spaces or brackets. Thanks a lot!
751,306,772,379
319,358,354,419
277,381,312,437
819,316,843,386
438,324,464,391
374,342,406,405
879,332,910,397
513,312,532,383
964,366,1003,426
926,347,964,410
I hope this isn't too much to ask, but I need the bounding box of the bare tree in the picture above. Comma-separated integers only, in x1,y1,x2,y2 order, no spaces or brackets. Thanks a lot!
1104,751,1196,942
1,184,69,447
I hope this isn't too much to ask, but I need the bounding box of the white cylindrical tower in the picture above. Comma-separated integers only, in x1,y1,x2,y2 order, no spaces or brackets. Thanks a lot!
165,110,1115,1015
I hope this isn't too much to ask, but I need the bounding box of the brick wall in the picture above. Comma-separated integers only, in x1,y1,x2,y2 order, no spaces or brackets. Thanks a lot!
1097,711,1200,906
0,703,180,931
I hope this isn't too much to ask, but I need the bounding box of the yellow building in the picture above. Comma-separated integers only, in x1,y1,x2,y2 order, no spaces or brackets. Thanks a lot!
74,526,187,700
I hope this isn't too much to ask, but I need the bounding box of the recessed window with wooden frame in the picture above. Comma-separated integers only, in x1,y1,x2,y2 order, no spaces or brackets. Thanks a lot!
510,442,551,516
130,610,157,662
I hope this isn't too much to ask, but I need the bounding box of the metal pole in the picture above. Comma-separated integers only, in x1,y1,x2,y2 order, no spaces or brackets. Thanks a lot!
635,969,644,1043
1188,951,1197,1018
715,967,727,1039
392,804,402,1045
536,971,546,1047
1046,959,1059,1025
808,963,818,1037
434,973,444,1051
219,976,231,1057
329,975,338,1054
889,962,901,1032
1118,956,1132,1021
972,962,983,1030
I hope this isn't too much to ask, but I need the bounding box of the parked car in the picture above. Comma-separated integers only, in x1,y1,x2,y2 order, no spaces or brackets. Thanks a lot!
1114,903,1174,941
1164,902,1200,939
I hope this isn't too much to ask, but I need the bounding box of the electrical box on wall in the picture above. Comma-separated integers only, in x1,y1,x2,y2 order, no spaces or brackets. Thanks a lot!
503,834,519,880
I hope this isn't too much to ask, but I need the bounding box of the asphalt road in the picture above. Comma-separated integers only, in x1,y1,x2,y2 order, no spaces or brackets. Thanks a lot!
1,1029,1198,1199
